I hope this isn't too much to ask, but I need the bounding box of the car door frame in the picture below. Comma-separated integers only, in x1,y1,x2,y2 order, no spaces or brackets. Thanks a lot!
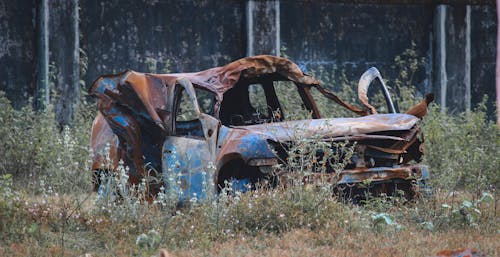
162,78,220,201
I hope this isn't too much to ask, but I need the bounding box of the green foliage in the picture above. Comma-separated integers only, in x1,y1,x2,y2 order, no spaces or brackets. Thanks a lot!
308,42,424,118
310,65,360,118
0,44,498,256
390,42,424,111
136,229,160,252
422,102,500,195
0,91,93,194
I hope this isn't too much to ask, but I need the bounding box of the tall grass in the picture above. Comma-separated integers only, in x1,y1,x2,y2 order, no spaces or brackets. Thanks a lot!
423,103,499,196
0,45,498,255
0,91,93,194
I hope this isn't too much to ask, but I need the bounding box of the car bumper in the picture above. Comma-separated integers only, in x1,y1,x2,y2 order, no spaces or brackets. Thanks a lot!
337,164,429,185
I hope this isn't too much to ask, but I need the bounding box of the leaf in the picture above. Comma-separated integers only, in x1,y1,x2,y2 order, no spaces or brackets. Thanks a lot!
148,230,160,246
420,221,434,231
461,200,473,208
479,192,494,203
371,213,394,226
27,223,39,235
136,233,149,249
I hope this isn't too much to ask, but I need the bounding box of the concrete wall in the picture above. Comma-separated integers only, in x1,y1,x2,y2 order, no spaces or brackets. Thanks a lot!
0,0,496,121
80,0,246,83
0,1,37,108
281,2,433,93
471,5,497,114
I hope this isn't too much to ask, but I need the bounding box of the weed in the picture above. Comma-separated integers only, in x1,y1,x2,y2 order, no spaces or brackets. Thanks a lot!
0,44,498,256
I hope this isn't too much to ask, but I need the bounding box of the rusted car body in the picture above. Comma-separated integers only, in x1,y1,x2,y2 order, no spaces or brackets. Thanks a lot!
89,55,432,200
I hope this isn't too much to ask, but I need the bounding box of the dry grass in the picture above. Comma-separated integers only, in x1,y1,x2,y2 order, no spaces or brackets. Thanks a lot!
1,185,498,257
0,63,499,257
174,228,498,257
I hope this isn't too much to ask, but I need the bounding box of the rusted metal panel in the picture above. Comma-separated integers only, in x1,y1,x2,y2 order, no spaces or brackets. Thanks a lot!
89,55,433,201
358,67,397,114
230,114,420,142
162,136,212,200
280,164,428,185
338,164,428,184
90,112,121,171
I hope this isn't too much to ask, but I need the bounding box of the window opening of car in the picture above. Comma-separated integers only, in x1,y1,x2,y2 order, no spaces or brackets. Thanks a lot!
175,87,215,137
274,81,313,120
309,86,358,118
195,87,216,115
220,79,321,126
248,83,269,119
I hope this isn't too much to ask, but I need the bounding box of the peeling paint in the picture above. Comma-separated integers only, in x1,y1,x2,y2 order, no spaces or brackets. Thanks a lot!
90,55,432,201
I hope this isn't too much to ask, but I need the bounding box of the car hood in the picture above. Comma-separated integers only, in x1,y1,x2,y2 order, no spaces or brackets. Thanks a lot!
234,113,420,142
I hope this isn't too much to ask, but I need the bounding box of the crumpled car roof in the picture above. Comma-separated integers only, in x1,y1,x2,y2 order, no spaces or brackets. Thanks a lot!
89,55,362,128
146,55,320,95
89,55,319,98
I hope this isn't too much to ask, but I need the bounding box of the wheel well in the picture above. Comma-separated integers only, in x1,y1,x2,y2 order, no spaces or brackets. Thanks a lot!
216,159,262,192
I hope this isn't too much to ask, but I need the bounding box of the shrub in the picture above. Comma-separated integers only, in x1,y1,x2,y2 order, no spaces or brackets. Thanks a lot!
0,45,498,256
0,91,93,194
422,102,499,196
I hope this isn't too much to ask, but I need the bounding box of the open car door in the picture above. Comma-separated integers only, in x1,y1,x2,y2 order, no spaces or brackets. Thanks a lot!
162,78,220,201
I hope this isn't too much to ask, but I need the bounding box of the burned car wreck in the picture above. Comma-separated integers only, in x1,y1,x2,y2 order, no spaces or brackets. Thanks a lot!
89,55,433,201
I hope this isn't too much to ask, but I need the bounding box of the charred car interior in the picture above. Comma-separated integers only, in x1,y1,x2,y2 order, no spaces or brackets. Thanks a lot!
89,55,433,202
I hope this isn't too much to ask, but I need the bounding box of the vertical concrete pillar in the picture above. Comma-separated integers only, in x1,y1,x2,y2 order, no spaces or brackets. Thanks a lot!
496,0,500,126
246,0,280,56
465,5,471,113
435,5,447,112
36,0,49,109
49,0,80,127
434,4,471,114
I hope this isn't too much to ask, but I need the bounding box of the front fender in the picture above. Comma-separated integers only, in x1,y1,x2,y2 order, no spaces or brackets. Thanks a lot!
216,126,276,170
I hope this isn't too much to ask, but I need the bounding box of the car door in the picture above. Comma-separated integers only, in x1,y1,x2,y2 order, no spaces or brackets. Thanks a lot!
162,78,219,202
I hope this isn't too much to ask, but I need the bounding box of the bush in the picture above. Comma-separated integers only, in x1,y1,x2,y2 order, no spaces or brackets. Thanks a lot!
0,91,93,194
422,102,499,196
0,43,498,255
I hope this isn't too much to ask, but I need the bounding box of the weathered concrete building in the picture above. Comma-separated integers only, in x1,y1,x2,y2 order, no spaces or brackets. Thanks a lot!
0,0,496,124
